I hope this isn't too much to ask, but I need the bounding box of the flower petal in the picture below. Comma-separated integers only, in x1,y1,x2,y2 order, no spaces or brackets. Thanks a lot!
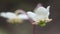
34,6,50,19
27,11,40,22
0,12,7,18
34,3,43,11
18,14,29,20
46,6,50,11
6,12,17,19
1,12,16,19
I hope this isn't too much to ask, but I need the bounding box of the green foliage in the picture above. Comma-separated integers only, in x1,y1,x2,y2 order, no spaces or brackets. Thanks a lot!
0,29,6,34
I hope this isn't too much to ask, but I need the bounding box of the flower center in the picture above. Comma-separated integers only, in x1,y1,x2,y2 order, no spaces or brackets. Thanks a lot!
7,18,23,24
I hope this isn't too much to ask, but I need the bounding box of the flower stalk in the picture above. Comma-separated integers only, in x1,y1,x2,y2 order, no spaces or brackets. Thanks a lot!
32,24,37,34
22,11,37,34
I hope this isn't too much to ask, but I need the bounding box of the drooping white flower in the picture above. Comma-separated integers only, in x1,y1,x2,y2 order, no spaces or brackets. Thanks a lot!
0,4,52,26
0,10,28,23
34,5,52,23
27,3,52,25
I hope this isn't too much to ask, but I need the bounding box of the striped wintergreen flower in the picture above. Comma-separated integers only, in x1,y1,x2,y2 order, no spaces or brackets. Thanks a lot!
0,10,28,23
27,3,52,26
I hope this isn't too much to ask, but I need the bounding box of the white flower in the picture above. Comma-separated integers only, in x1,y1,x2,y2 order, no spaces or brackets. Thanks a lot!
0,4,52,25
27,4,52,25
0,10,28,23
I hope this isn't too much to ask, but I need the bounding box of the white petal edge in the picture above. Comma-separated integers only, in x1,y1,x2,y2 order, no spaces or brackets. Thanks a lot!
46,6,50,11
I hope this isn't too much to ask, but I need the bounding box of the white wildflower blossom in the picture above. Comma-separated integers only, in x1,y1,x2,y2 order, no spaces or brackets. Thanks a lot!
27,4,52,25
0,10,28,23
0,4,52,26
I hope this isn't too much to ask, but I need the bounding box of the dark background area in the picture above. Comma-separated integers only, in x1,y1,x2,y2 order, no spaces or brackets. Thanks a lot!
0,0,60,34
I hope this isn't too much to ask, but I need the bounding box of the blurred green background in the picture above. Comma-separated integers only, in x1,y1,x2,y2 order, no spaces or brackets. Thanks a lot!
0,0,60,34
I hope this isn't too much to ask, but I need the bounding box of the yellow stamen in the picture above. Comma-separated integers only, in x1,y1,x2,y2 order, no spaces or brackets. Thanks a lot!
7,18,23,24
